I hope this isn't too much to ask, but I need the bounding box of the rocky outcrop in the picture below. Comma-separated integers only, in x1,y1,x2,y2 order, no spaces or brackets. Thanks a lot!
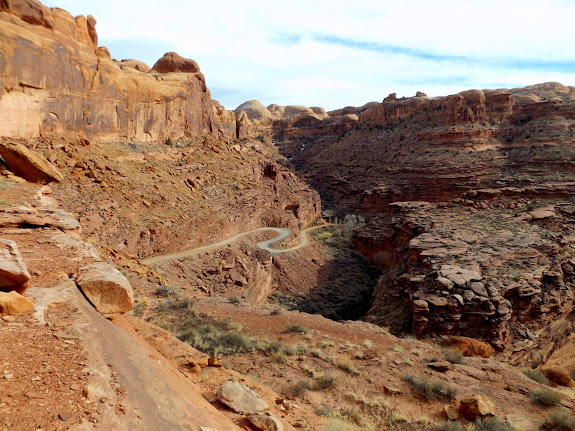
0,206,80,232
74,262,134,316
0,0,239,142
0,141,63,183
458,394,496,420
0,239,31,293
150,52,200,74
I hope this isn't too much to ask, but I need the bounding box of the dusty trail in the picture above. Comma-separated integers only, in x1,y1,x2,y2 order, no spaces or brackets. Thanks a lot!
142,224,332,265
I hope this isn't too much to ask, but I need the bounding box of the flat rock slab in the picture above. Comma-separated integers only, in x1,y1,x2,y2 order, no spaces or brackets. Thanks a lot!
216,380,270,414
0,239,31,293
0,141,63,184
74,262,133,316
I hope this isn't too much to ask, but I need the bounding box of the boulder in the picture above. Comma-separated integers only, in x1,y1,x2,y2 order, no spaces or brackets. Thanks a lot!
74,262,134,316
215,380,269,414
247,412,284,431
458,394,496,420
0,291,34,315
540,366,574,387
150,52,200,74
444,336,495,358
0,142,64,184
0,239,31,294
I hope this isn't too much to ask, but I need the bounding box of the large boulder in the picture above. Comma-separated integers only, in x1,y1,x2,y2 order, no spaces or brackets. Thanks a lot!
444,336,495,358
540,366,574,387
0,291,34,315
74,262,133,316
0,142,64,184
0,239,31,294
150,52,200,74
215,380,269,414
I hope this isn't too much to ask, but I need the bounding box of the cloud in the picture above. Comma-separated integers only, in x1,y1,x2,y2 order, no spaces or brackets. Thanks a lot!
42,0,575,110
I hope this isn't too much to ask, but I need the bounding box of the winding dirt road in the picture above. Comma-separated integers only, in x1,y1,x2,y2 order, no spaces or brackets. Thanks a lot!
142,224,331,265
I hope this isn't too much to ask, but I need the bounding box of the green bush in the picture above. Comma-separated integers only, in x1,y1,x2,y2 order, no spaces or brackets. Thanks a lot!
314,374,337,390
540,409,575,431
403,373,457,401
523,368,551,386
473,416,515,431
529,389,561,407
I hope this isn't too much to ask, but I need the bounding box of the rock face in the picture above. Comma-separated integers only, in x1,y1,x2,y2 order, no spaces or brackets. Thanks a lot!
215,380,270,414
0,141,64,183
74,262,134,316
0,0,238,142
0,290,34,315
0,239,31,294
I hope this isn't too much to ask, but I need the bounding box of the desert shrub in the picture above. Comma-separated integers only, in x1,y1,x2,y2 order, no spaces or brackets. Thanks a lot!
272,350,286,363
259,340,286,356
523,368,551,386
443,348,466,365
336,357,358,374
290,380,311,397
285,323,310,334
434,421,466,431
540,409,575,431
228,295,241,305
314,374,337,390
311,349,324,359
177,325,255,356
294,342,309,355
157,298,193,311
131,301,147,317
403,373,457,401
341,409,363,425
270,308,282,315
154,285,173,296
473,416,515,431
314,405,334,417
529,389,561,407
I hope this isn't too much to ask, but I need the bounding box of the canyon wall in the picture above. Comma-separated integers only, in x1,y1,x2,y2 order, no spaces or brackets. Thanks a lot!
0,0,238,142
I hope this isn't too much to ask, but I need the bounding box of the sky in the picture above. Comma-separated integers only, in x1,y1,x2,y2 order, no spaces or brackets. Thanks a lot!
43,0,575,111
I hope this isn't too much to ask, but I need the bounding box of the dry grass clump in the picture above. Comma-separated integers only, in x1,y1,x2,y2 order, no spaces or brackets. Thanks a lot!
336,356,360,375
523,368,551,386
285,323,312,335
540,409,575,431
289,380,311,397
434,422,466,431
442,348,466,365
178,326,255,356
313,374,337,390
402,373,457,401
473,416,515,431
529,389,562,407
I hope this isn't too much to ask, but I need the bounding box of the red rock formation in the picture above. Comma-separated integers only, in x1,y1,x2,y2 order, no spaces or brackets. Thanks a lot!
0,0,238,143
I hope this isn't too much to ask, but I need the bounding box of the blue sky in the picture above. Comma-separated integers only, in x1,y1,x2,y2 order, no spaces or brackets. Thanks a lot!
43,0,575,111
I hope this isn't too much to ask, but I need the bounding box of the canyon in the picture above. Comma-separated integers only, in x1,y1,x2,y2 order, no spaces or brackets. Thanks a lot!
0,1,574,431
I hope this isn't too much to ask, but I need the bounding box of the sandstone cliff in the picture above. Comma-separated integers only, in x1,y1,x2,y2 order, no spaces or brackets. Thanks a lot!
0,0,240,142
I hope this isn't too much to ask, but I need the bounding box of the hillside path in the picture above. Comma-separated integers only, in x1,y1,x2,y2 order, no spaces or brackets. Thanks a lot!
142,224,332,265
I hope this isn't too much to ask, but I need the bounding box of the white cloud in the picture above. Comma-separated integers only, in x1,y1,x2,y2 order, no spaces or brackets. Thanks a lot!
42,0,575,110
